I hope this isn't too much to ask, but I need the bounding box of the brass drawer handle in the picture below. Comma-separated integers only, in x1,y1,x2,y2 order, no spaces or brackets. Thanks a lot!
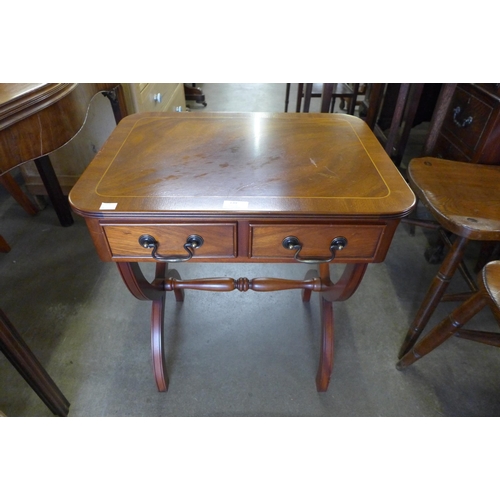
282,236,347,263
139,234,204,262
452,106,473,128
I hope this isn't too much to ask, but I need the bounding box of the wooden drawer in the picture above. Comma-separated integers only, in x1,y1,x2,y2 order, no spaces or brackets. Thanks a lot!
137,83,179,112
433,134,470,162
441,86,493,155
103,223,237,259
433,84,500,164
475,83,500,98
123,83,186,114
162,83,186,112
249,223,386,261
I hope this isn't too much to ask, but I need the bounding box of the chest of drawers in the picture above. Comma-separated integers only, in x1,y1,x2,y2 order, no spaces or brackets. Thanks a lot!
122,83,186,114
433,83,500,164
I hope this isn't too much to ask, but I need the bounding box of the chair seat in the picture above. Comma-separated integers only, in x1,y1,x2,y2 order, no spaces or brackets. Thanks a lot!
408,157,500,240
482,260,500,311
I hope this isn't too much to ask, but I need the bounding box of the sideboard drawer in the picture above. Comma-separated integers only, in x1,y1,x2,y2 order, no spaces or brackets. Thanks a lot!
249,224,386,261
432,84,500,165
433,134,470,162
103,223,237,259
441,86,493,155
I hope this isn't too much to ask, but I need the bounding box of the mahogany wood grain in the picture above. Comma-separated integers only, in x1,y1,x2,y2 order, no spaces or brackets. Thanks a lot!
317,295,334,391
0,83,124,175
104,223,237,260
162,276,324,293
323,263,368,303
407,157,500,240
249,223,386,261
315,263,367,391
0,83,126,230
70,112,415,393
70,113,415,220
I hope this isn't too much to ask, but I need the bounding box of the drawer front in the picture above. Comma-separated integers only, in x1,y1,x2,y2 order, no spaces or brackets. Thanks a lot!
433,134,470,162
442,86,493,153
162,83,186,112
249,224,386,261
104,223,236,259
138,83,181,112
475,83,500,98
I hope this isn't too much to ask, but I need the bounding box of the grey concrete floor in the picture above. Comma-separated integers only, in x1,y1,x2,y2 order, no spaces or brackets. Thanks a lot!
1,83,500,417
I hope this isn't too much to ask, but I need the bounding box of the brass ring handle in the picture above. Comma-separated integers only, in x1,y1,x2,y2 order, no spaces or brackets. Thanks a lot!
282,236,347,264
139,234,204,262
452,106,473,128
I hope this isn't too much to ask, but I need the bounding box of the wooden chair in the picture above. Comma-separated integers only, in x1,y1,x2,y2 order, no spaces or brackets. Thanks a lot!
284,83,362,115
397,156,500,360
362,83,428,168
0,308,69,416
397,260,500,369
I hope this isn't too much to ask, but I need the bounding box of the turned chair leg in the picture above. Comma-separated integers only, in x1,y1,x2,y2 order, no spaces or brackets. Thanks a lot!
396,291,488,370
398,236,469,358
397,260,500,370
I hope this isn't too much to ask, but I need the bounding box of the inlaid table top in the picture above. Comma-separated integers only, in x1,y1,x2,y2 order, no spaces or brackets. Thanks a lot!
69,112,415,219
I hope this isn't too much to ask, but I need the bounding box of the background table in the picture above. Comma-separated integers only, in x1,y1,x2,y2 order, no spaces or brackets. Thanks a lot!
0,83,126,236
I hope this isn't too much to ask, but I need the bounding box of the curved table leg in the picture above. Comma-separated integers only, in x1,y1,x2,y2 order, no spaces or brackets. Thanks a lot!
116,262,184,392
151,293,168,391
150,265,185,391
316,295,334,391
314,263,368,391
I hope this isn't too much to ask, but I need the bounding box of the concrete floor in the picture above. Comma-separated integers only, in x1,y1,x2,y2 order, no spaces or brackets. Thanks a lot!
1,83,499,417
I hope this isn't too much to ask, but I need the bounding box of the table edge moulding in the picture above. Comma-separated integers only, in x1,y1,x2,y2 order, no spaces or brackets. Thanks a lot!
69,112,415,394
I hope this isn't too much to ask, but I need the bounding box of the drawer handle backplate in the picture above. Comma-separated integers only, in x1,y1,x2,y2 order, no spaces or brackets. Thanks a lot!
139,234,204,262
282,236,347,264
452,106,473,128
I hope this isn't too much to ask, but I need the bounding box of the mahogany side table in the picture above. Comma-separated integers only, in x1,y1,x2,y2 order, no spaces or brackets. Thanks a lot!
69,112,415,392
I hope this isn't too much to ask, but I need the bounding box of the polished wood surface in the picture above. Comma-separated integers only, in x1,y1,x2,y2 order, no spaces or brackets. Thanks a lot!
0,83,125,230
70,112,414,220
0,83,124,174
407,157,500,240
70,112,415,393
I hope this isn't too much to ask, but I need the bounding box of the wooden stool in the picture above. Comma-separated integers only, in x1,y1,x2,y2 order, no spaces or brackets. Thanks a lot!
398,157,500,359
397,260,500,369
